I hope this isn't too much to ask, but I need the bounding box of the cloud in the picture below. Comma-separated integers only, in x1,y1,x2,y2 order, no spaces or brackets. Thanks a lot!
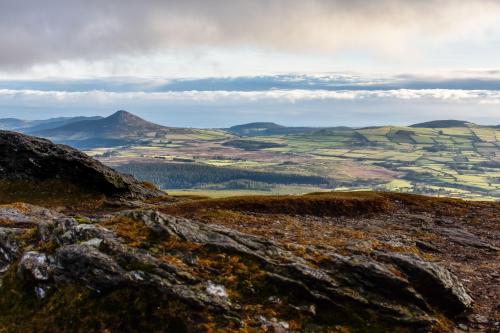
5,72,500,92
1,0,500,70
2,88,500,105
1,87,499,127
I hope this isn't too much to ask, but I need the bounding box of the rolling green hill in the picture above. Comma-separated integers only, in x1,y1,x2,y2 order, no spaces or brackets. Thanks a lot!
87,120,499,200
410,119,473,128
227,122,320,136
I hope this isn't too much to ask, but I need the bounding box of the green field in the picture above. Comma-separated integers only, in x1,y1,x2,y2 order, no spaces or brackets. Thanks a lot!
89,124,500,200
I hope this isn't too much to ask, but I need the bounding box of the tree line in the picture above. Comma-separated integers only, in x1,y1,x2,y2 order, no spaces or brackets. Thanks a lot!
116,162,333,189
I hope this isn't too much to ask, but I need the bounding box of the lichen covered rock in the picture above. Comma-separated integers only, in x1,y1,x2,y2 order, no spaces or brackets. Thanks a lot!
0,207,475,332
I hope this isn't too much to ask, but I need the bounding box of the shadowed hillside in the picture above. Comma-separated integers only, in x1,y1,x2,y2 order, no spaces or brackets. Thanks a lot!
0,131,163,204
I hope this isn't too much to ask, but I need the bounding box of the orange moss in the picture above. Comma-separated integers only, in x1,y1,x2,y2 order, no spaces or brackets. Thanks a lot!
0,219,12,226
159,255,189,269
0,202,33,213
101,216,149,247
161,239,202,252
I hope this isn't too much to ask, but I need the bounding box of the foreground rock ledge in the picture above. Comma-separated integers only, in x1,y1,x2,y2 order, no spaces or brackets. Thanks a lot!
0,205,473,332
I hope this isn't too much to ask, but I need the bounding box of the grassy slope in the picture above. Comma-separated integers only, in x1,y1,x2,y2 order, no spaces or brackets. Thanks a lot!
163,190,499,218
163,191,393,217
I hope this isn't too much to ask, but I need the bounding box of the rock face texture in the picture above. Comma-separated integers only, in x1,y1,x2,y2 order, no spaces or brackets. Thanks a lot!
0,204,475,332
0,130,163,199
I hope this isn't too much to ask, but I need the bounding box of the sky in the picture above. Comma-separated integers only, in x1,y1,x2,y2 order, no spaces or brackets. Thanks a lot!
0,0,499,127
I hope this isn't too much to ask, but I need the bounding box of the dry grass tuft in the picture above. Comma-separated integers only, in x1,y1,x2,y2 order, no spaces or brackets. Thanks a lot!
101,216,150,247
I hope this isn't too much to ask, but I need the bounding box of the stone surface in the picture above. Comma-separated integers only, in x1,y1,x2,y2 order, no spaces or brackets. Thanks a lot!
439,227,499,251
0,203,489,331
7,209,471,329
17,251,50,281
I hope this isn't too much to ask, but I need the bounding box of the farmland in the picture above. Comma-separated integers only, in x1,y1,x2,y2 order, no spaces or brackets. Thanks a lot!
88,124,500,200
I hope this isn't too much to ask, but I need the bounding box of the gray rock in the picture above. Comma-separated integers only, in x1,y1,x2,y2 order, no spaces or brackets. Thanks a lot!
379,252,473,316
415,240,441,253
125,210,472,325
81,238,103,248
53,244,128,292
17,251,50,281
35,285,50,299
440,228,499,251
0,227,25,273
5,209,475,331
471,315,489,324
52,218,116,245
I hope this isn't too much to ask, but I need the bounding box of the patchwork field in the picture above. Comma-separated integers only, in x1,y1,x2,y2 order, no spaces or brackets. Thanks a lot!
87,124,500,200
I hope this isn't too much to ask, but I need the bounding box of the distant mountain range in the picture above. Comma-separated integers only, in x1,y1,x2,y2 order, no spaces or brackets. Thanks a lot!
1,111,497,148
0,116,103,133
0,111,169,148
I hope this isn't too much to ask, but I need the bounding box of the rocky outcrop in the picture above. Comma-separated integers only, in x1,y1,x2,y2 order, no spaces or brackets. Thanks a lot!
0,205,473,332
0,131,163,199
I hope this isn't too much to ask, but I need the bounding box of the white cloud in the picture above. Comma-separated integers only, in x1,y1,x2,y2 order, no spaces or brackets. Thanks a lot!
2,87,499,127
1,88,500,105
1,0,500,74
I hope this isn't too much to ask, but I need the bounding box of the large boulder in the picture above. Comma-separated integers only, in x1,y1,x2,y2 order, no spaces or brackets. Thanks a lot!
0,131,163,199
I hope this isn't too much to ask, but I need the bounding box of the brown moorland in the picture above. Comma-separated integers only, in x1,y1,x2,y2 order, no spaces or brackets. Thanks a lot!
0,191,498,332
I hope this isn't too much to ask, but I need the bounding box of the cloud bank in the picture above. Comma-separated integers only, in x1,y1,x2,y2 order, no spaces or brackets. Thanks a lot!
2,88,500,103
1,0,500,70
1,87,499,127
4,72,500,92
